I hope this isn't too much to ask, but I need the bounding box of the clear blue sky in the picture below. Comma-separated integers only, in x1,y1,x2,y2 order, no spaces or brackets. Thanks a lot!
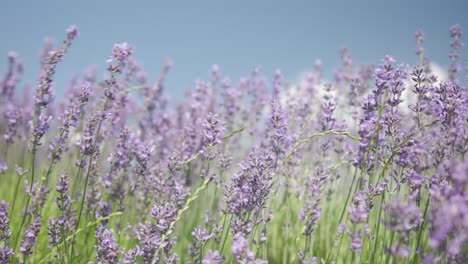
1,0,467,100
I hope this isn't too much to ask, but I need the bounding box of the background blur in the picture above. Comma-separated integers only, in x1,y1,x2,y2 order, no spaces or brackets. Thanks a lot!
1,0,467,100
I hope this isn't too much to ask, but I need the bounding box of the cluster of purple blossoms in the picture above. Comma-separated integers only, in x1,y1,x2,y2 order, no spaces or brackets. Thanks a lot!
202,250,224,264
199,112,225,160
3,102,23,144
104,42,134,103
32,25,79,147
189,225,222,263
231,233,267,264
383,198,422,258
414,31,430,69
299,166,329,237
448,24,463,80
95,226,123,263
0,23,466,263
19,217,42,257
345,192,370,252
0,202,11,242
0,201,13,263
408,66,436,128
225,148,274,236
427,160,468,259
49,81,92,164
353,92,378,170
266,100,289,164
136,180,188,263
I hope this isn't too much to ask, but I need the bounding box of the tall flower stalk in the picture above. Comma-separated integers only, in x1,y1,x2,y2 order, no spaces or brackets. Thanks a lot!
14,25,78,252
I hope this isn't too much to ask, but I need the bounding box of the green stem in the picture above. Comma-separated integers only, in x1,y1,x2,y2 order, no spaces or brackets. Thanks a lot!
370,191,386,264
14,146,37,251
70,99,110,260
220,215,233,254
412,197,430,264
385,231,395,264
338,167,358,224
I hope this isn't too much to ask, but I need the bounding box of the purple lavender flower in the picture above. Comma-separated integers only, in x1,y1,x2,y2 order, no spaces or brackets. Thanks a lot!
20,217,42,256
0,245,13,263
77,112,101,159
32,114,52,146
414,31,425,56
299,166,329,237
344,191,373,253
383,198,422,259
428,160,468,258
32,25,79,147
3,102,23,144
448,24,463,80
202,250,224,264
109,43,133,64
225,148,274,235
353,93,378,170
1,50,23,100
66,24,80,39
25,180,50,217
55,173,71,211
386,244,411,259
47,217,63,246
272,68,283,98
232,233,267,264
136,223,160,264
199,112,225,160
132,143,153,192
105,127,135,205
0,201,11,242
348,193,368,226
319,83,337,131
54,173,76,237
0,161,7,174
49,81,91,164
383,198,422,236
218,153,232,172
414,30,431,69
95,226,123,263
101,42,134,104
190,226,212,262
267,100,289,164
137,180,188,264
123,246,140,264
95,201,112,226
350,231,363,252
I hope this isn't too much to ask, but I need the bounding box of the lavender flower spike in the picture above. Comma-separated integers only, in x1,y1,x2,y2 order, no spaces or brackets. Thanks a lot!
0,201,11,242
20,217,42,256
199,112,225,160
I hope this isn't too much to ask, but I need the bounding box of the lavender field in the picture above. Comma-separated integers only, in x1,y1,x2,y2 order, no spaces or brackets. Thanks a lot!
0,24,467,264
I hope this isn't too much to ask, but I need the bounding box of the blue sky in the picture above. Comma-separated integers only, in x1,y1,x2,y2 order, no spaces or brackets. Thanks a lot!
1,0,467,100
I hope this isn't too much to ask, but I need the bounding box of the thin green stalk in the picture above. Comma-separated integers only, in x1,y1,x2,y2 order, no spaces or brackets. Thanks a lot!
411,197,430,264
14,145,37,251
385,231,396,264
200,242,205,264
326,167,358,263
370,191,386,264
338,167,358,224
220,215,233,254
70,99,110,261
10,169,24,217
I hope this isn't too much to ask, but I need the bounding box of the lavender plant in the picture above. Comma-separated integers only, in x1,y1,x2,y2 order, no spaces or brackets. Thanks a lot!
0,24,466,264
